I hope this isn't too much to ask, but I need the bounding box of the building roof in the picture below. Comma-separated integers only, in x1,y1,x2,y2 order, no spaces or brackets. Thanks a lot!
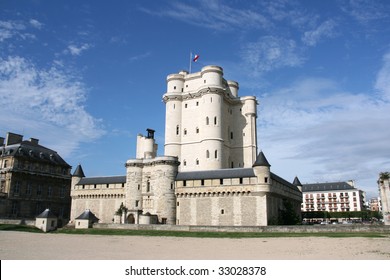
73,164,85,177
270,172,297,190
252,151,271,167
36,209,57,219
176,168,255,180
77,175,126,185
176,168,297,191
302,181,355,192
0,140,70,167
75,209,99,221
293,176,302,187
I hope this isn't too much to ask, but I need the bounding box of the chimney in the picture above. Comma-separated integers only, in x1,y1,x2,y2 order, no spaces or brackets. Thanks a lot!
0,137,4,146
5,132,23,146
347,180,355,187
29,138,39,145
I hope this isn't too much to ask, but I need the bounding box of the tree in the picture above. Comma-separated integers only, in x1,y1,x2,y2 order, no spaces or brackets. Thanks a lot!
115,202,128,215
279,199,300,225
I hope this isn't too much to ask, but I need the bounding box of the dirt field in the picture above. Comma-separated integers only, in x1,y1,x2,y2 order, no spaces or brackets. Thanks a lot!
1,231,389,260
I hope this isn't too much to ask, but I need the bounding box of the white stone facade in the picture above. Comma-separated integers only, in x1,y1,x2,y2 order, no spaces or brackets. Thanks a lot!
163,66,257,171
301,181,365,213
70,176,125,223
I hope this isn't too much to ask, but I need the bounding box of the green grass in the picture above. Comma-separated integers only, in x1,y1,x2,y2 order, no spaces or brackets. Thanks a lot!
55,228,390,239
0,224,43,233
1,224,388,238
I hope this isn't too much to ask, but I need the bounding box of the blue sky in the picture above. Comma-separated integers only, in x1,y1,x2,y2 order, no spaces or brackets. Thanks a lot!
1,0,390,199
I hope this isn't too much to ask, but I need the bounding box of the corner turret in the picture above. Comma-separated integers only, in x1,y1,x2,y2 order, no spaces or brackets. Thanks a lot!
253,151,271,184
293,176,303,192
71,164,85,187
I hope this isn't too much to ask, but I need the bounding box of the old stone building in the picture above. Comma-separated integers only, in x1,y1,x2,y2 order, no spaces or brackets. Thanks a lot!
70,65,302,226
0,132,71,223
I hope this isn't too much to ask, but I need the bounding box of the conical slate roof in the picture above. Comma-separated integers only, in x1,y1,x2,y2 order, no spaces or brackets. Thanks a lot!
73,164,85,177
75,209,99,222
293,176,302,187
36,208,57,219
253,151,271,167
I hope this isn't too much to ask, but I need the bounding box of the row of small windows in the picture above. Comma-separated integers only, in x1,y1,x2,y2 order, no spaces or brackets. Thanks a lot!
182,150,218,166
4,159,70,175
11,181,67,197
77,194,125,199
10,201,66,217
175,117,218,136
173,103,241,113
172,96,221,109
81,183,125,189
183,177,249,187
172,81,207,92
136,181,173,192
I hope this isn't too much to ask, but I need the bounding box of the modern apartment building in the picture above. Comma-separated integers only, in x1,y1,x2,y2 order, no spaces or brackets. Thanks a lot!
301,180,366,213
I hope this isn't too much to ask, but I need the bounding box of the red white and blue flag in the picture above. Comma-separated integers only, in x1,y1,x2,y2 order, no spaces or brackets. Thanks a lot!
193,54,200,62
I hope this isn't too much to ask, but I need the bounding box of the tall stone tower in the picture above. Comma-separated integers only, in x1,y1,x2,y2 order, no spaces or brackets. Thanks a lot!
163,65,258,171
125,129,179,224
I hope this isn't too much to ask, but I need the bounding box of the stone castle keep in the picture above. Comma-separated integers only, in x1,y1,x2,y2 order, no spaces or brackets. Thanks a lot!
70,65,302,226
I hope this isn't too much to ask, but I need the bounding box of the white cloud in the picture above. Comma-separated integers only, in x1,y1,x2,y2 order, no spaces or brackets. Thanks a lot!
302,19,338,46
140,0,270,31
262,0,318,29
375,51,390,101
0,56,105,157
67,43,91,56
342,0,389,24
258,53,390,197
240,36,304,76
129,51,151,62
29,19,43,29
0,20,26,42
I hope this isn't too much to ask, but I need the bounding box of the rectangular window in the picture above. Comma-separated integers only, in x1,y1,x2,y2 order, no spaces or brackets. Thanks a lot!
264,177,268,183
26,183,32,195
183,180,186,187
11,201,18,215
37,185,42,196
135,200,139,207
14,181,20,194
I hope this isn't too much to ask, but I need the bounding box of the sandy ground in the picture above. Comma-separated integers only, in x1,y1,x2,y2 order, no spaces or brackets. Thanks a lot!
0,231,389,260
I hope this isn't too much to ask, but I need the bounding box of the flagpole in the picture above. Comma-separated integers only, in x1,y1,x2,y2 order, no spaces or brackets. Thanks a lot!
189,51,192,73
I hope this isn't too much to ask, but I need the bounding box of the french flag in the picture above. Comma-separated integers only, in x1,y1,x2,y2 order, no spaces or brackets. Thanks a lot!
193,54,200,62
